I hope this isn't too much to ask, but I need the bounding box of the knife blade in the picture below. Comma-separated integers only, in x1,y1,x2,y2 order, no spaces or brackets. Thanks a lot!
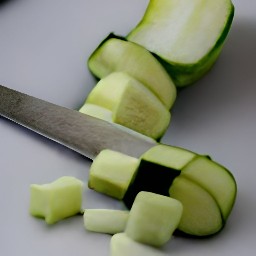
0,85,157,160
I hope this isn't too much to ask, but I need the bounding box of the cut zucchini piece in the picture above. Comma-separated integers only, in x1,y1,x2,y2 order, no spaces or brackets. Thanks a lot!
79,103,112,122
123,144,196,208
79,103,157,145
88,34,176,109
83,209,129,234
111,233,168,256
127,0,235,87
29,176,84,224
125,191,183,247
85,72,130,111
111,74,171,140
181,156,237,220
83,72,171,140
88,149,139,200
169,176,223,236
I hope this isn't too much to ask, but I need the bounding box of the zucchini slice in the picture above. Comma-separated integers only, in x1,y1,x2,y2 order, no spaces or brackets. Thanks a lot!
84,209,129,234
83,72,171,140
180,156,237,220
88,34,176,109
127,0,235,87
169,176,223,236
79,103,157,144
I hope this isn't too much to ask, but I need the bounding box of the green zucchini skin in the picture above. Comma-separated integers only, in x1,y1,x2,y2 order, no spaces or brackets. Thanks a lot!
156,7,234,87
127,0,235,87
87,33,177,110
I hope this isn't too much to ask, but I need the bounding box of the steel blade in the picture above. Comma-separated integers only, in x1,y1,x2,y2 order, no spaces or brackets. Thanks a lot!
0,85,157,159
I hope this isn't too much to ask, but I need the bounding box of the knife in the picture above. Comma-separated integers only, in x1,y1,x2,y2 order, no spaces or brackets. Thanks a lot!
0,85,157,160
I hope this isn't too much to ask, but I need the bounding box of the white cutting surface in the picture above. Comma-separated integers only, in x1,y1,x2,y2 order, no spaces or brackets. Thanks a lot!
0,0,255,255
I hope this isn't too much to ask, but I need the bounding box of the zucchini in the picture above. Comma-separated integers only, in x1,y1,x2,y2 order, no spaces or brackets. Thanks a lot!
125,191,183,247
88,34,176,109
81,72,171,140
88,149,139,200
169,176,223,236
179,155,237,221
88,145,237,237
83,209,129,234
79,103,158,144
111,233,168,256
79,103,112,122
29,176,84,224
123,144,196,208
127,0,235,87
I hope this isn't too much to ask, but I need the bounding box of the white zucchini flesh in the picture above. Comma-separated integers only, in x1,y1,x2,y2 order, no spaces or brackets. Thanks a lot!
83,72,171,140
88,149,139,200
88,35,177,109
127,0,234,86
125,191,183,247
142,144,196,170
111,74,171,140
180,156,237,220
30,177,84,224
111,233,168,256
83,209,129,234
79,103,112,122
79,103,157,144
169,176,223,236
85,72,129,111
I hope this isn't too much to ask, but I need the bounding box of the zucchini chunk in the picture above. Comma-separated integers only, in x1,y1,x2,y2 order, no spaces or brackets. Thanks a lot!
125,191,183,247
169,176,223,236
111,233,168,256
79,103,158,144
180,156,237,220
88,149,139,200
83,72,171,140
29,176,84,224
85,72,129,111
111,73,171,140
127,0,235,87
123,144,196,208
84,209,129,234
88,34,176,109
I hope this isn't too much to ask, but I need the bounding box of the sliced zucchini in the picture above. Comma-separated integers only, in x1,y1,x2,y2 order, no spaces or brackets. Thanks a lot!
79,103,157,145
83,72,171,140
29,176,84,224
111,73,171,140
180,156,237,220
127,0,235,87
123,144,196,208
83,209,129,234
169,176,223,236
125,191,183,247
87,145,237,237
88,149,139,200
111,233,168,256
88,34,176,109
